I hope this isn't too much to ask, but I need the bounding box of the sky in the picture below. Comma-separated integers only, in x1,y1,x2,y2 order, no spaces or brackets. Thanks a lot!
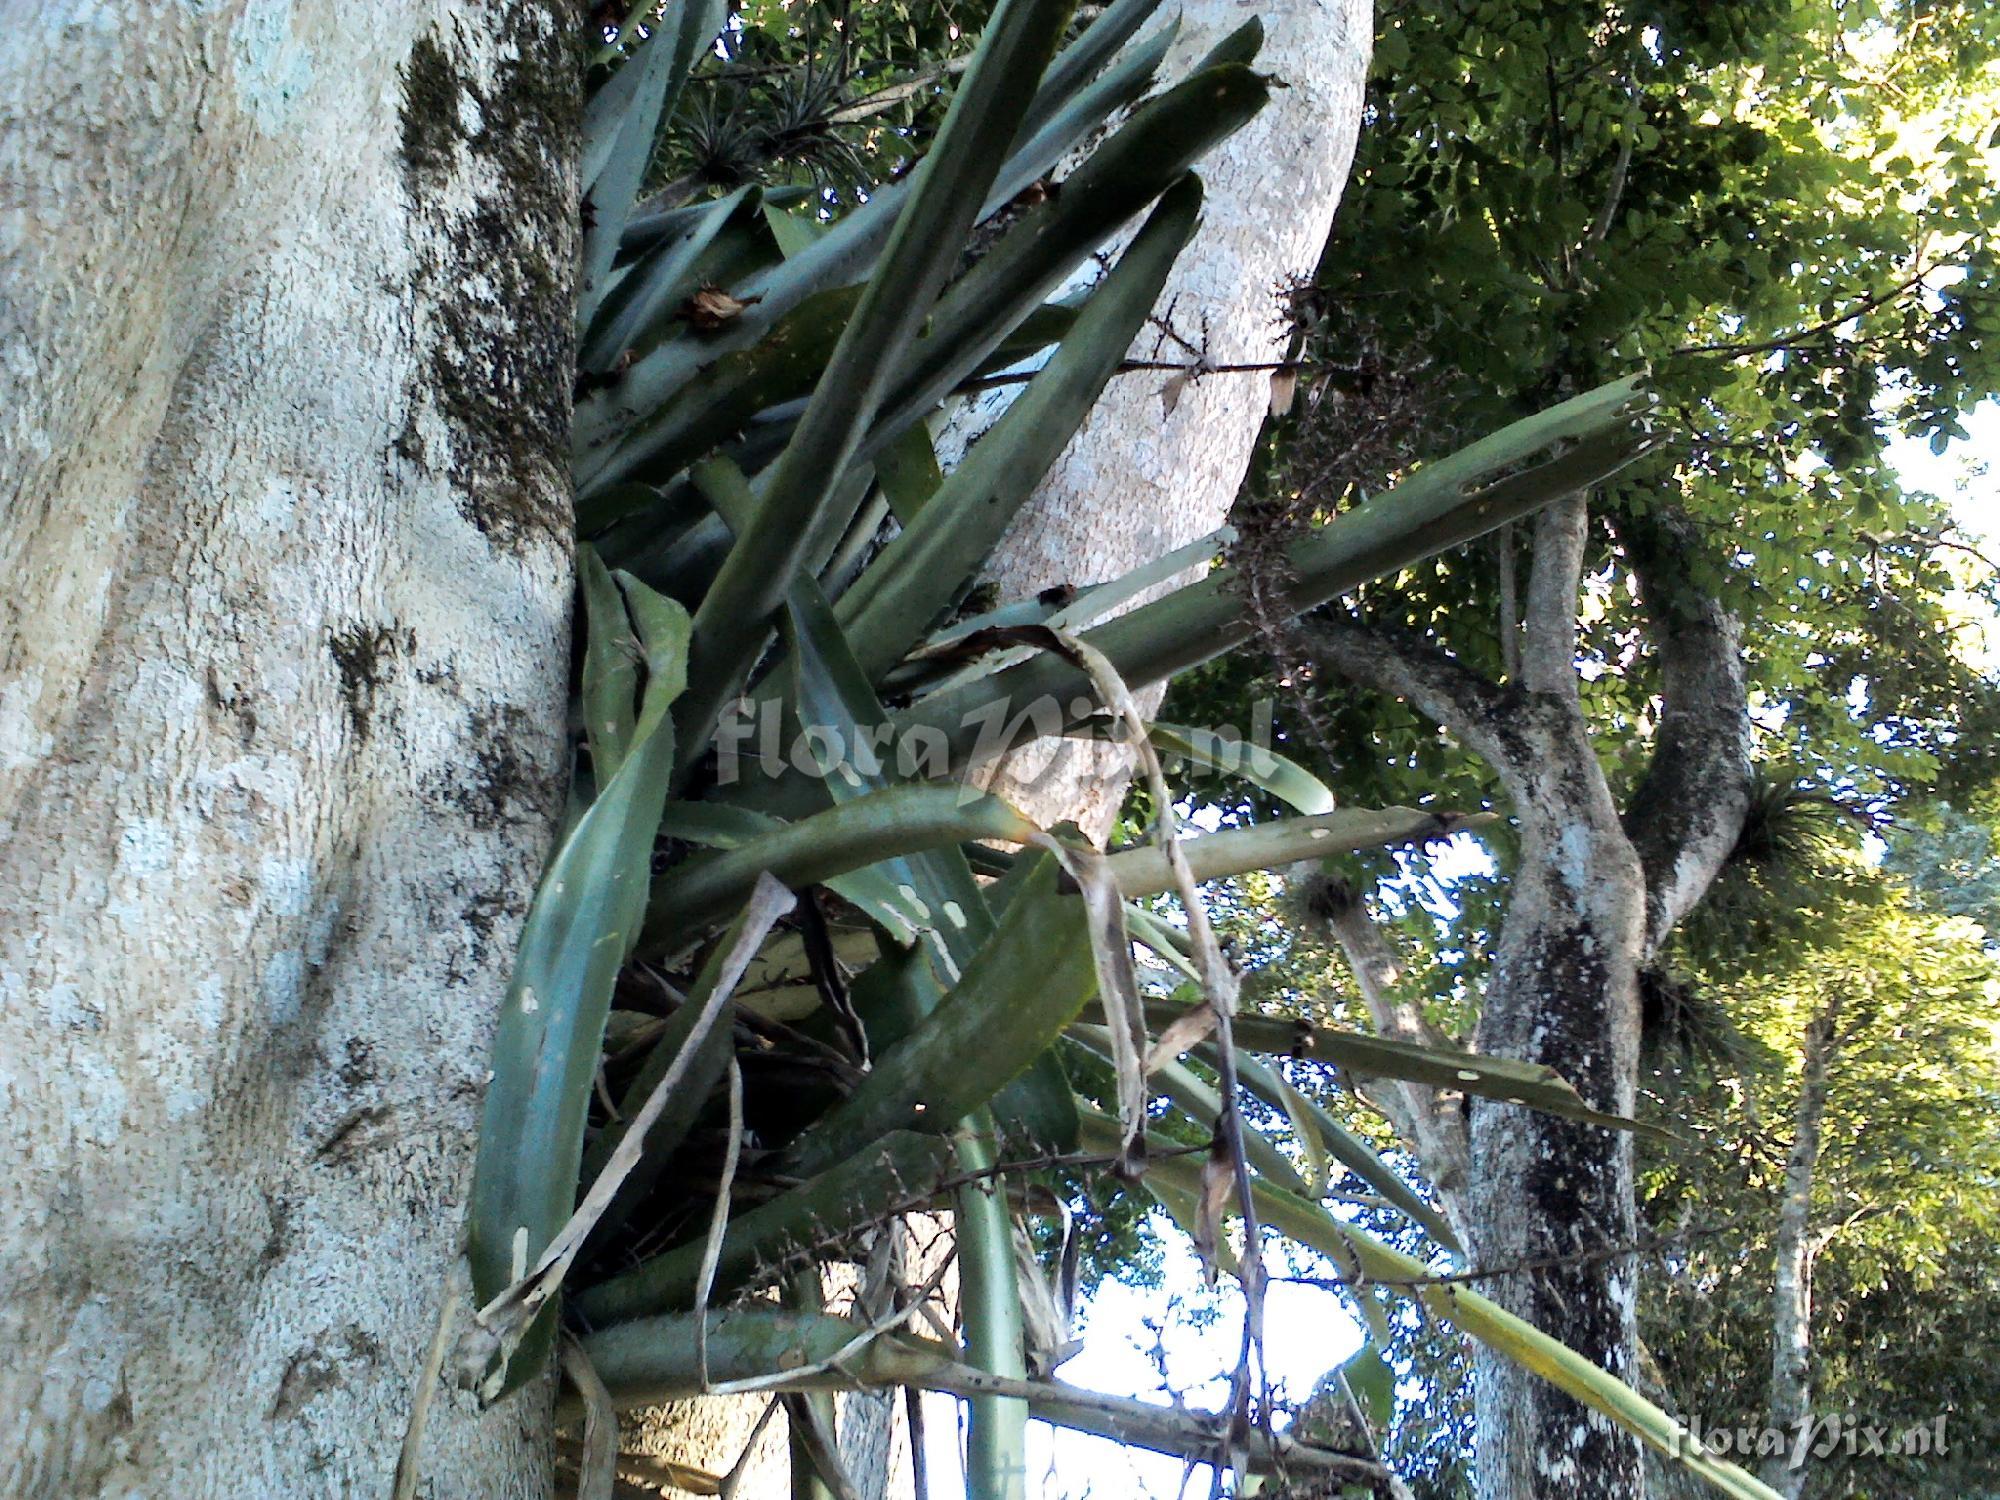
1884,399,2000,669
909,407,1999,1498
917,1228,1367,1500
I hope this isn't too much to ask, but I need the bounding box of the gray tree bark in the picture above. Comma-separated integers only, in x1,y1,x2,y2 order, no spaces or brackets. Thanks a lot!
1288,870,1475,1247
1,6,578,1495
1760,1000,1841,1500
1301,495,1755,1500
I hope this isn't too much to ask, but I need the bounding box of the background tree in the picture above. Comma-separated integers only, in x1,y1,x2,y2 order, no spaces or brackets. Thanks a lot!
1639,817,2000,1500
1170,0,2000,1494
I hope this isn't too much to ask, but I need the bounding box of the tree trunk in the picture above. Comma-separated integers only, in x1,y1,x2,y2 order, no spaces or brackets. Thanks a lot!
1290,870,1474,1245
1760,1001,1840,1500
1,7,578,1496
1294,698,1655,1500
973,0,1373,841
1465,703,1650,1500
1299,485,1756,1499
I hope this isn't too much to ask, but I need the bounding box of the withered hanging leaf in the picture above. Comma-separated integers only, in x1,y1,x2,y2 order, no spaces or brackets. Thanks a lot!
1144,1003,1217,1073
1194,1135,1234,1286
557,1335,619,1500
1031,833,1148,1179
1267,365,1298,416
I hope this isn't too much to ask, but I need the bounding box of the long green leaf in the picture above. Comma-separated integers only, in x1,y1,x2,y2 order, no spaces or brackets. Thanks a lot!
1227,1049,1462,1253
1112,997,1670,1139
743,379,1661,821
835,178,1203,683
872,419,947,526
885,526,1236,699
467,570,690,1389
579,0,730,325
880,377,1663,780
1130,1139,1785,1500
579,548,639,778
1061,721,1336,816
775,575,1033,1500
640,784,1036,949
578,286,865,534
573,0,1177,473
582,32,1228,529
658,799,942,949
851,64,1269,463
779,856,1096,1179
670,0,1078,775
1103,807,1488,897
574,1132,955,1324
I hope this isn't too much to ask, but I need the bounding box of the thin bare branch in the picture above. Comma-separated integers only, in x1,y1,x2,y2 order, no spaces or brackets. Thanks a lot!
1288,871,1472,1235
1670,268,1931,359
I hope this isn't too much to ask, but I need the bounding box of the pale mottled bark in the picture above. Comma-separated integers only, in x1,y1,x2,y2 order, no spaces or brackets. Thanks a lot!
0,6,578,1495
1302,613,1652,1499
1297,480,1758,1499
970,0,1374,841
1463,700,1648,1500
1760,1001,1840,1500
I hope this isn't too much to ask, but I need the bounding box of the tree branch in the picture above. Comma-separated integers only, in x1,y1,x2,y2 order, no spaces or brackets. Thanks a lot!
1520,492,1589,698
579,1310,1401,1489
1297,612,1528,784
1288,869,1473,1238
1762,998,1841,1500
1669,268,1931,360
1611,502,1755,952
1586,125,1634,247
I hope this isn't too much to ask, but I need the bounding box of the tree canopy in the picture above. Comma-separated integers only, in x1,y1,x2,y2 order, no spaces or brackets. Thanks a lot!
1177,0,2000,821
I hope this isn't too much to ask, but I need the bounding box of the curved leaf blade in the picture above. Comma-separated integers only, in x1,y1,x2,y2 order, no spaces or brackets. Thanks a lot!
467,573,690,1389
835,178,1203,683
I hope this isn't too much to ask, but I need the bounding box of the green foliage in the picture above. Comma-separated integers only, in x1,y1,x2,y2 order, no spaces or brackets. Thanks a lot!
656,0,999,203
1882,795,2000,936
1641,863,2000,1498
1154,3,2000,1494
452,4,1813,1495
465,563,688,1392
1173,0,2000,819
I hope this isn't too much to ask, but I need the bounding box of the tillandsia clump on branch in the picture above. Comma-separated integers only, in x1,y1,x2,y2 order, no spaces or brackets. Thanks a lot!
407,3,1780,1498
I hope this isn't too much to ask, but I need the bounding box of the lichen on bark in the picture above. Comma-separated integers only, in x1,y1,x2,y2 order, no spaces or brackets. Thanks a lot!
401,11,584,553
